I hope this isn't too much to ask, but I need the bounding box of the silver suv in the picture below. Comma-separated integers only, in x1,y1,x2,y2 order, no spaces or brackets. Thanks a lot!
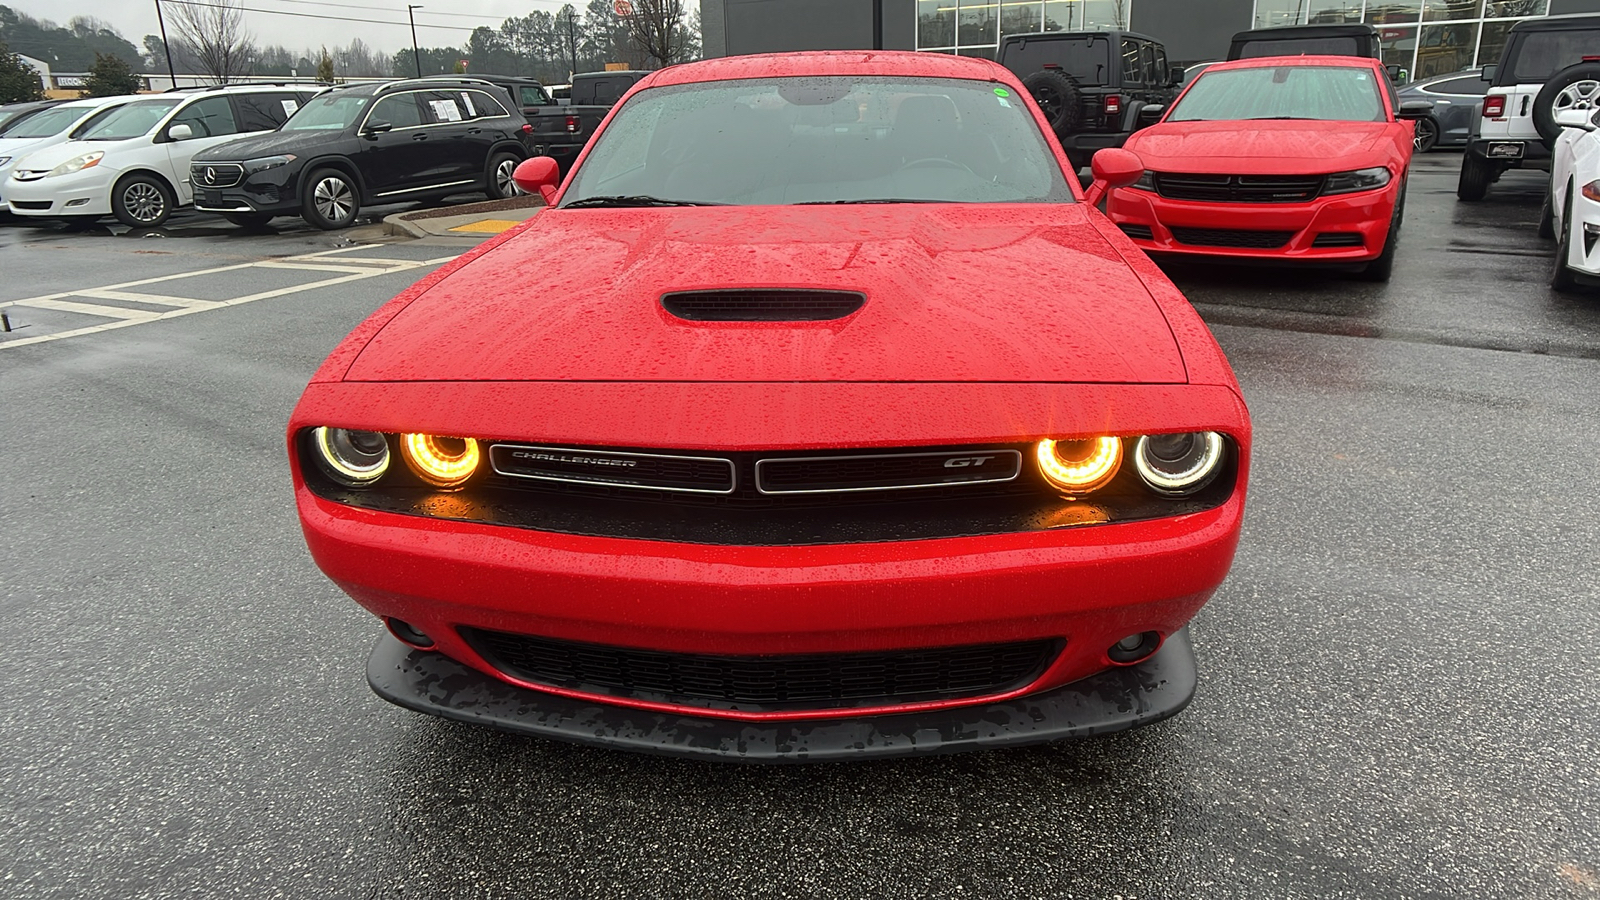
1459,14,1600,201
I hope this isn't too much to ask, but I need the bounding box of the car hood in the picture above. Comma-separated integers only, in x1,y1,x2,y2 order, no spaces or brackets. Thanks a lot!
1128,120,1396,173
0,135,57,157
345,204,1188,384
13,138,137,170
193,130,312,162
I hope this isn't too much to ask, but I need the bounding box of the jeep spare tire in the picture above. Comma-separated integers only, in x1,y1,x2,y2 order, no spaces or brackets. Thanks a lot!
1534,62,1600,148
1023,69,1084,137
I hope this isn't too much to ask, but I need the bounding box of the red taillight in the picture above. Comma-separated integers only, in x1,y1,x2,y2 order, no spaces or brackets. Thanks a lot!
1104,95,1121,117
1484,94,1506,118
565,115,579,133
521,123,532,134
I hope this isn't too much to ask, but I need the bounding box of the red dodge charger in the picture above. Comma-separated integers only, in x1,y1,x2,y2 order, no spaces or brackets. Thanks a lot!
289,51,1252,761
1108,56,1414,281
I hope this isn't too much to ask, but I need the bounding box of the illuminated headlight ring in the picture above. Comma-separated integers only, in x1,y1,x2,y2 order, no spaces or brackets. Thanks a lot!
312,426,392,487
1132,432,1226,497
401,433,482,488
1036,436,1123,498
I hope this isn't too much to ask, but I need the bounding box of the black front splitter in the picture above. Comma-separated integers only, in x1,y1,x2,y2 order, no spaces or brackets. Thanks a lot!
366,629,1197,762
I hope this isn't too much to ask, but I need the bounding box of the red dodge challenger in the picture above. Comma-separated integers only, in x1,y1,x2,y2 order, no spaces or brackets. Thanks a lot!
1107,56,1415,281
289,51,1252,761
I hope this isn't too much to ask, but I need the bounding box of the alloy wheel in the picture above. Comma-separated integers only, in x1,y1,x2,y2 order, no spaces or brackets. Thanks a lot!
1554,79,1600,112
313,176,354,223
497,158,522,196
123,182,166,224
1413,118,1438,152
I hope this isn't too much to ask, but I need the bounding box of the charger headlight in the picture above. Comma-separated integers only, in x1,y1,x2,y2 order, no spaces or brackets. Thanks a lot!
401,433,481,488
1036,437,1122,497
45,151,104,178
1322,167,1391,195
1132,432,1225,496
312,427,391,486
1130,170,1156,191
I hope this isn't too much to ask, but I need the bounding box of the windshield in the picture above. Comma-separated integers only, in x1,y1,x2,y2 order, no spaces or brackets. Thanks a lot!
283,94,371,131
0,105,99,139
1169,65,1385,122
76,99,183,141
563,76,1074,207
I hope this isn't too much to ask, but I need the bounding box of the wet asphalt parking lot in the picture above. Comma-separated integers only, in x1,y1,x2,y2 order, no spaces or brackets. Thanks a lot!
1,153,1597,899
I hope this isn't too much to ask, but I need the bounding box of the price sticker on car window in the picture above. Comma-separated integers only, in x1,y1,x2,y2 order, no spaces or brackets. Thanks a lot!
429,99,463,122
281,99,299,117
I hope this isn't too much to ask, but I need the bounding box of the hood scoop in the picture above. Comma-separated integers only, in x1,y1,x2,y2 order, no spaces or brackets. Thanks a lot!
661,289,865,322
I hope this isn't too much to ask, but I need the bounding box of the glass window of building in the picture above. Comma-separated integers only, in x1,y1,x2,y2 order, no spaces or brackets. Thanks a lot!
917,0,1131,56
959,0,998,46
1416,21,1478,77
1000,1,1044,38
918,0,957,49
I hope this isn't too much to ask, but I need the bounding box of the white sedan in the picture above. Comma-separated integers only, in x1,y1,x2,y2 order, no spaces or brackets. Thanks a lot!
1547,105,1600,291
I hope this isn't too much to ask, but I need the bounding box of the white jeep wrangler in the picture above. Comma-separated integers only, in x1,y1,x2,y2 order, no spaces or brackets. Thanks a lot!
1459,14,1600,201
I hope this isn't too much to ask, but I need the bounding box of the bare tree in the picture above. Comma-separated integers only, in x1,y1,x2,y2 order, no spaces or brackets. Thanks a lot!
165,0,254,83
620,0,688,70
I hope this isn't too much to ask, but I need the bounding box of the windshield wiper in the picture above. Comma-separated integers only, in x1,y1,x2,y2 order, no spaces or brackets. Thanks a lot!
1246,116,1316,120
561,195,727,208
796,198,948,205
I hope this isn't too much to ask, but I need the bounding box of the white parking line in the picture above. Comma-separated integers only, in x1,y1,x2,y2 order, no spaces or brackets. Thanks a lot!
1,244,458,351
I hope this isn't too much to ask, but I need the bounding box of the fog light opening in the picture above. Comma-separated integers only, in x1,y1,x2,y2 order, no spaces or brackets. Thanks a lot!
386,618,436,650
1107,631,1161,665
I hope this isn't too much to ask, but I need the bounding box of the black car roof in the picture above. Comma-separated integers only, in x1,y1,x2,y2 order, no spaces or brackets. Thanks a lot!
1231,23,1380,41
1509,13,1600,32
1001,30,1161,44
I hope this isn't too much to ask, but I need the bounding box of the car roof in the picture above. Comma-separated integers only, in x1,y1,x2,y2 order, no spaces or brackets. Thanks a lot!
1231,23,1379,40
644,51,1008,89
1510,13,1600,32
57,93,145,107
1203,55,1385,72
1000,30,1162,43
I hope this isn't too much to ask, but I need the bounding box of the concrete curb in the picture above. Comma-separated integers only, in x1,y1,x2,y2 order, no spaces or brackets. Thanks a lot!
381,204,543,240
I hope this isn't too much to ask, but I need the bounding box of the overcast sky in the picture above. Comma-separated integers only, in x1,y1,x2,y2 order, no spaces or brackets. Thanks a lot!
7,0,593,54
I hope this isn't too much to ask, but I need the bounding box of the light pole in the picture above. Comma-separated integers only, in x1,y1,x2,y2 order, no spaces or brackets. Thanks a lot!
153,0,177,89
407,5,423,78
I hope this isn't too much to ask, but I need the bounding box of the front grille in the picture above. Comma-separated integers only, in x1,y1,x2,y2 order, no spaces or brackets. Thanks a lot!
1312,232,1364,248
1155,172,1325,203
190,163,244,188
490,443,736,494
1119,223,1154,240
662,290,865,322
461,627,1062,712
1169,227,1294,249
755,449,1021,494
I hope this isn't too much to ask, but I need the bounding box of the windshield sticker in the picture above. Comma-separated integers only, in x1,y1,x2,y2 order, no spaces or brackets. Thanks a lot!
460,92,476,115
281,99,299,117
997,97,1012,108
429,99,463,122
994,87,1011,97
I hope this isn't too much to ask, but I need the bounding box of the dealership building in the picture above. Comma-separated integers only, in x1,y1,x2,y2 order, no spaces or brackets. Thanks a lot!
702,0,1600,79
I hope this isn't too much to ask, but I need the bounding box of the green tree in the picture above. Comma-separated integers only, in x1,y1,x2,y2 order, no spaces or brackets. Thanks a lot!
79,52,142,97
315,46,335,83
452,58,467,74
0,38,43,102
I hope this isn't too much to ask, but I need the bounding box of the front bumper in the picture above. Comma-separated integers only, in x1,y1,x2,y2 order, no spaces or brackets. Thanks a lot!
5,166,114,216
1559,187,1600,280
191,165,301,215
1106,183,1398,262
367,626,1198,761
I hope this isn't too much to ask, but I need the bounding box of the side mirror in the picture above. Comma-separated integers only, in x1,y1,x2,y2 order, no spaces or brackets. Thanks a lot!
361,120,393,138
1397,99,1434,120
1169,65,1184,85
1085,147,1143,206
1554,108,1596,131
167,123,193,141
1386,64,1403,83
1480,65,1496,83
512,155,561,204
1136,105,1165,129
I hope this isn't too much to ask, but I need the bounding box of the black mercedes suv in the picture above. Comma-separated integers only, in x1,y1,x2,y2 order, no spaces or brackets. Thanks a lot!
190,77,532,229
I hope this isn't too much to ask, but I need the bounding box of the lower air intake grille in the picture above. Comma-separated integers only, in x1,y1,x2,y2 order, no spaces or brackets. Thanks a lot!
662,290,865,322
1119,223,1154,240
1169,227,1294,249
1312,232,1364,248
461,628,1062,712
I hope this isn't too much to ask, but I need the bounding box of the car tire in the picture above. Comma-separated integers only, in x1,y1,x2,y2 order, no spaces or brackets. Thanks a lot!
1413,116,1440,153
111,174,175,228
1534,62,1600,148
222,212,274,229
1552,182,1580,292
1457,153,1493,201
1022,69,1084,138
1359,183,1405,283
1539,185,1556,239
486,151,524,199
302,168,359,230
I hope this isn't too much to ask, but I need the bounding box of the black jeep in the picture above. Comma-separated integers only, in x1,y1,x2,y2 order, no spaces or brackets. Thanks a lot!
1227,23,1383,62
997,30,1182,170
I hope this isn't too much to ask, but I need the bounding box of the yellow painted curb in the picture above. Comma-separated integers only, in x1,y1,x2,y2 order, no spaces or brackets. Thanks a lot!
447,219,522,234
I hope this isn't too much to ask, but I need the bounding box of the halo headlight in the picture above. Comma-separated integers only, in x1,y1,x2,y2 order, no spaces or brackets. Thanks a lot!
312,427,391,486
1133,432,1225,496
1036,437,1122,497
401,433,481,488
